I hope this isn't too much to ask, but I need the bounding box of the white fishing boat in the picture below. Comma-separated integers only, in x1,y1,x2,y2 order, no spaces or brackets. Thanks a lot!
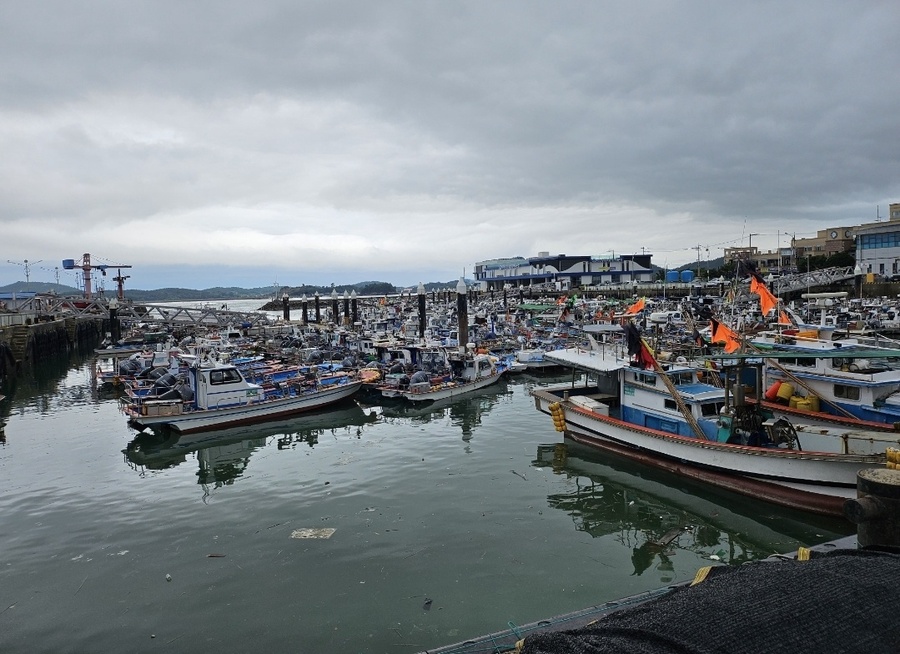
739,330,900,432
530,328,895,517
515,347,563,371
121,360,362,434
382,350,507,403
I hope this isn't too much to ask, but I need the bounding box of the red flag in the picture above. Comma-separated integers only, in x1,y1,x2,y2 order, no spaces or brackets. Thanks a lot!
623,322,656,369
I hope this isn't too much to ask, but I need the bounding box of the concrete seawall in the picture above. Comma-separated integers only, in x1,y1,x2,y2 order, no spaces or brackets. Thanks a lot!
0,316,103,378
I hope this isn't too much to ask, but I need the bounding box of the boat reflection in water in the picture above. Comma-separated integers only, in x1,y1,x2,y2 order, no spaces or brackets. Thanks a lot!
364,379,510,443
533,444,852,579
123,399,380,485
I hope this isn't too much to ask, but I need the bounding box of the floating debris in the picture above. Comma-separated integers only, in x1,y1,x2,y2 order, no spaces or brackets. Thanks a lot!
291,528,336,539
423,597,433,611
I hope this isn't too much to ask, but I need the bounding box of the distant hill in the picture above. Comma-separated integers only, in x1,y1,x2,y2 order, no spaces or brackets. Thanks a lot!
125,287,275,302
651,257,726,275
0,281,82,295
0,281,274,302
1,278,475,301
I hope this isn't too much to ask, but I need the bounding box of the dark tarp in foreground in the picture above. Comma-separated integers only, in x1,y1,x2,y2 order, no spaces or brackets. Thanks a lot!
521,547,900,654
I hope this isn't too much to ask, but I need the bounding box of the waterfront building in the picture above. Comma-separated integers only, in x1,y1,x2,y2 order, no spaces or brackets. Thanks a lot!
855,202,900,278
725,226,856,275
473,252,655,291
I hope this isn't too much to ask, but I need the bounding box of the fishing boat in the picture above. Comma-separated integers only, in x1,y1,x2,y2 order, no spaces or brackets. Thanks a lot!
94,346,178,386
529,328,895,516
740,330,900,432
515,347,563,371
381,349,507,403
121,359,363,434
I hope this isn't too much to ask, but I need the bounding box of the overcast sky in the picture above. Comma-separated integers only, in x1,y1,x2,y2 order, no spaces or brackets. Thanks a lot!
2,1,899,291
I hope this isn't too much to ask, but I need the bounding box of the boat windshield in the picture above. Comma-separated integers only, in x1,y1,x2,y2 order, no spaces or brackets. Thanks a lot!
210,368,244,385
700,401,725,417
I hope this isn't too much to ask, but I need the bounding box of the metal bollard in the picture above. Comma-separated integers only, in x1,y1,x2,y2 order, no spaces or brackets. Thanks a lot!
843,468,900,548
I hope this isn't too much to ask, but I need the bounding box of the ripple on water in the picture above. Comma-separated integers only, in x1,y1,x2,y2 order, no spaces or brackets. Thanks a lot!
0,366,852,653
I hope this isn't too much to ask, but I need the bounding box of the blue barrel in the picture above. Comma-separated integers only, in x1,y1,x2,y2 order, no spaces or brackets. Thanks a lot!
665,270,680,283
680,270,695,283
62,259,76,269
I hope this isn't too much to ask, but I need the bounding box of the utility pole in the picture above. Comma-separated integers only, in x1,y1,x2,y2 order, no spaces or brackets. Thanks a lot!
694,244,702,279
37,264,61,286
7,259,42,283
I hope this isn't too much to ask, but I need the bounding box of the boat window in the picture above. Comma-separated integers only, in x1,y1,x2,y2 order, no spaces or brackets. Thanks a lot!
635,372,656,386
700,402,724,417
833,384,860,401
780,357,814,368
210,368,243,385
664,399,677,410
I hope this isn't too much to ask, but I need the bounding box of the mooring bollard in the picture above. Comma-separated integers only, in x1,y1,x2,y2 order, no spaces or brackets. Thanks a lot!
843,468,900,548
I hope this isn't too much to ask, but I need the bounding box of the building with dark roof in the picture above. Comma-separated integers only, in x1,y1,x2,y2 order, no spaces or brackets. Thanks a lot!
474,252,655,290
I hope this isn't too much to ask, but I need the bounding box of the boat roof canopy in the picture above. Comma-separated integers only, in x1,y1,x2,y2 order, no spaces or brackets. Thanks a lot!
714,346,900,361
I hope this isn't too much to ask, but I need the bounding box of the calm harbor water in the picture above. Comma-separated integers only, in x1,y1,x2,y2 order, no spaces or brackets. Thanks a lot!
0,305,852,653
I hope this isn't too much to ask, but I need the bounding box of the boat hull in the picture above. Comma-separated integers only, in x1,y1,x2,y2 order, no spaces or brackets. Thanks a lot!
397,370,505,403
126,381,363,434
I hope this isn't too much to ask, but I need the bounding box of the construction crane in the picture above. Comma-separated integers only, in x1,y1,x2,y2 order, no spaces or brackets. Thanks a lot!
62,254,133,300
7,259,42,284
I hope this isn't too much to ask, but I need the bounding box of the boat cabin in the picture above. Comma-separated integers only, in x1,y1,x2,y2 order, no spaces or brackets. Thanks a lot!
190,364,263,410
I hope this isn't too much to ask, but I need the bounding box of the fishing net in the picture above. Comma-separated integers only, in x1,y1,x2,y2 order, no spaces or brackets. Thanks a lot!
521,547,900,654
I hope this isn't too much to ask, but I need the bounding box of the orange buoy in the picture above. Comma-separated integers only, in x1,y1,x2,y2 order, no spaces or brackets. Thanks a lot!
764,381,783,401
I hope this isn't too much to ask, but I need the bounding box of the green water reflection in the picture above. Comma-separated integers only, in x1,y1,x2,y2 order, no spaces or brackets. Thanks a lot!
533,443,853,579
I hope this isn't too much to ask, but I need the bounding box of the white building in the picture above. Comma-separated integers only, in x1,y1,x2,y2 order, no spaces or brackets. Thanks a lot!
855,203,900,278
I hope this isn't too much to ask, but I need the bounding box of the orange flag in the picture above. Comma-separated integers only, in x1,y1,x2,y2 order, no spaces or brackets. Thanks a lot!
750,277,778,316
710,319,741,353
779,310,792,325
624,297,646,315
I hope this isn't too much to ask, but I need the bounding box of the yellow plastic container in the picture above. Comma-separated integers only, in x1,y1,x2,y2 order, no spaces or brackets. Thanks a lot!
776,382,795,403
789,395,801,408
795,399,812,411
807,395,820,412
